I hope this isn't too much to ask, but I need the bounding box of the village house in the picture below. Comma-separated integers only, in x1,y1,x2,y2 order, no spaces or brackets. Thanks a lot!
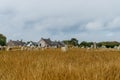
7,40,26,47
26,41,38,47
38,38,65,48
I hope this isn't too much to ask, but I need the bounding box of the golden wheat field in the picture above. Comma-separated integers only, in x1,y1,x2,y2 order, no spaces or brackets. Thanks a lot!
0,48,120,80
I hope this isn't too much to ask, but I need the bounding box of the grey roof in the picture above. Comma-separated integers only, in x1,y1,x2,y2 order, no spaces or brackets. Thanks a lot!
26,41,38,46
7,40,26,46
41,38,53,46
40,38,65,47
52,41,65,47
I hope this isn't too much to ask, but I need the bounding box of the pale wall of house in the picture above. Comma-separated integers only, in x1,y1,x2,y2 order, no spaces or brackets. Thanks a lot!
38,40,47,48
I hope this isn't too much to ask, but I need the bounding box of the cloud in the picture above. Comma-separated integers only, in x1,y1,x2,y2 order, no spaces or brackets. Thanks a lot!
0,0,120,41
85,20,104,31
106,33,114,37
107,17,120,30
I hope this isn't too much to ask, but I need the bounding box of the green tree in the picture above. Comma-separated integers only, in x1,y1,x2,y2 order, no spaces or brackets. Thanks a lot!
63,40,71,45
70,38,79,46
97,41,120,48
0,34,6,46
63,38,79,47
79,41,93,47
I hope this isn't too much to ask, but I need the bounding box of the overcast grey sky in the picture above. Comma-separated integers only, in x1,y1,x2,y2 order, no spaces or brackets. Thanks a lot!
0,0,120,42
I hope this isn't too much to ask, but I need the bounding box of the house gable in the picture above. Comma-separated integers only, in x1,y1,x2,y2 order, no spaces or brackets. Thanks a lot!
38,38,65,48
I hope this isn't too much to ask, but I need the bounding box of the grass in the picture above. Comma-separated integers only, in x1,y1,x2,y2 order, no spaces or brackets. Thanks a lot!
0,48,120,80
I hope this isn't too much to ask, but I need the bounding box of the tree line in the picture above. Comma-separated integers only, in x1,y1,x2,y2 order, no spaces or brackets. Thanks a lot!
63,38,120,48
0,33,120,48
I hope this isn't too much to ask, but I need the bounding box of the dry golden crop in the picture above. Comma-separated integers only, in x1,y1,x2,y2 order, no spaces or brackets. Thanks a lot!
0,48,120,80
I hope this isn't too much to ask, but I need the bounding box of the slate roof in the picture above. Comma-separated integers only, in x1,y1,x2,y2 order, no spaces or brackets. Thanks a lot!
41,38,53,46
40,38,65,47
7,40,26,46
26,41,38,46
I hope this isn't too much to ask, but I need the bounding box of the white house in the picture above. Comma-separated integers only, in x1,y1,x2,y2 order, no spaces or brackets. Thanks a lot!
26,41,38,47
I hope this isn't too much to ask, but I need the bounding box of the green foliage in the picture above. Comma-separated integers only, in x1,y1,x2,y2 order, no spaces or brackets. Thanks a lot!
70,38,79,46
0,34,6,46
79,41,93,47
97,41,120,48
79,41,120,48
63,38,79,47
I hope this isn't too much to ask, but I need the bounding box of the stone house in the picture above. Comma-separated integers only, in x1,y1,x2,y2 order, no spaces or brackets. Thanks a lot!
7,40,26,47
38,38,65,48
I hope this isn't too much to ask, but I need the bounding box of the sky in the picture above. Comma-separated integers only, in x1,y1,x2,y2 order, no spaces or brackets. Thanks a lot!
0,0,120,42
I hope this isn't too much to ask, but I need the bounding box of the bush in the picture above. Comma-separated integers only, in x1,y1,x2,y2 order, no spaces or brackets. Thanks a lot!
0,33,6,46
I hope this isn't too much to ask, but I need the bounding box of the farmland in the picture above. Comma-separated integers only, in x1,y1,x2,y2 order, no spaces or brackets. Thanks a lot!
0,48,120,80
